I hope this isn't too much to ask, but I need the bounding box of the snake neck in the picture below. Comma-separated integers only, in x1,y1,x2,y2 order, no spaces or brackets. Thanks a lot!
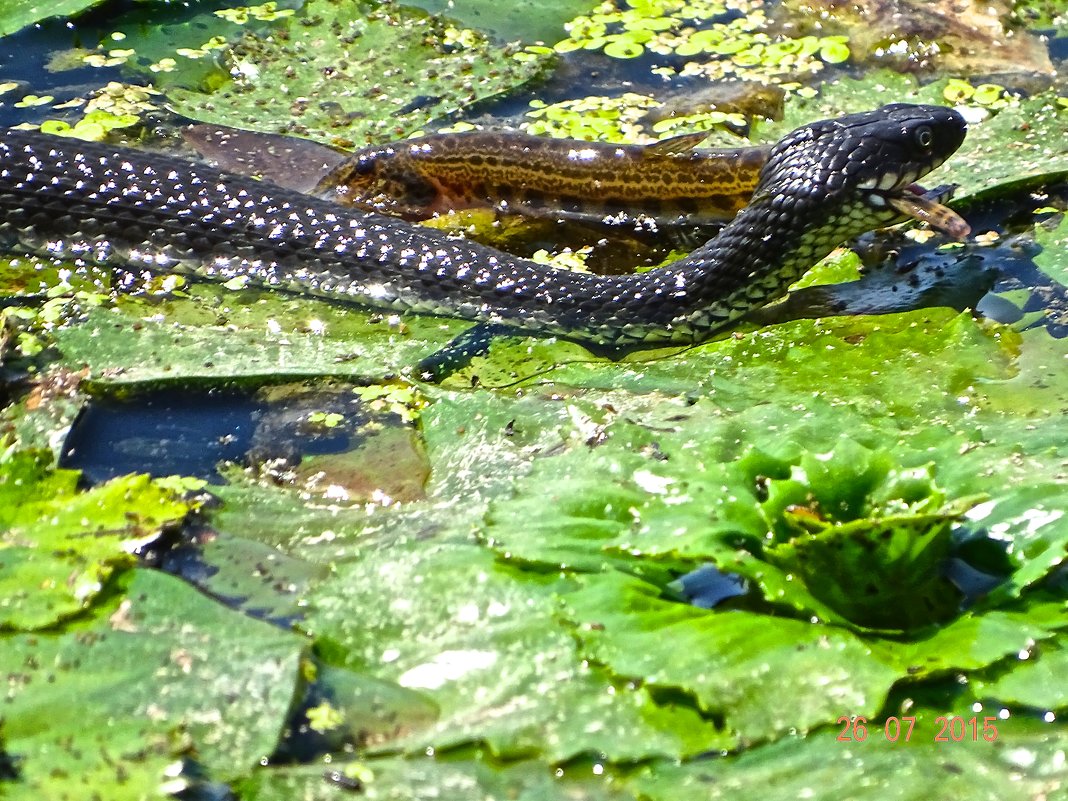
575,189,899,343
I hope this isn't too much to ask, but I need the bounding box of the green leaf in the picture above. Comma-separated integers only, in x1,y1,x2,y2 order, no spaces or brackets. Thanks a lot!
0,0,106,37
562,572,902,742
235,756,637,801
949,96,1068,200
630,715,1068,801
0,568,306,796
191,535,330,622
0,450,195,630
977,637,1068,712
304,544,732,760
563,572,1066,745
1033,214,1068,288
764,509,966,630
754,442,985,630
50,288,470,384
167,0,549,145
405,0,597,43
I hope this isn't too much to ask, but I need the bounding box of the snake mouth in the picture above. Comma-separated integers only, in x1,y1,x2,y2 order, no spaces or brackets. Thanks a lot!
859,172,971,240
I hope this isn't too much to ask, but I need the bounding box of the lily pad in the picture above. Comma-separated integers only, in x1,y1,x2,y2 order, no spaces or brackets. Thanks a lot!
407,0,596,43
0,450,195,630
167,0,549,145
0,0,106,37
0,568,307,797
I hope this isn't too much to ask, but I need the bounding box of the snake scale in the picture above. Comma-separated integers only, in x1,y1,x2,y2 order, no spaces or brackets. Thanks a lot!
0,104,967,347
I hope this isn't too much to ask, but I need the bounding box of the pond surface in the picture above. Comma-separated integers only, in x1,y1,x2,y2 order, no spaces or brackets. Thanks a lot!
2,2,1068,800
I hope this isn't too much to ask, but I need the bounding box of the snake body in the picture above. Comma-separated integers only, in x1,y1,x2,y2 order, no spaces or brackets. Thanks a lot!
0,104,966,346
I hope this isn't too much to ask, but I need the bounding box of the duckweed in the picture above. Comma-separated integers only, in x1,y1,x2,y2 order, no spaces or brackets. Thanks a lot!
149,57,178,73
214,2,295,24
82,51,131,68
84,82,161,117
942,78,1016,109
39,109,140,141
649,110,744,135
545,0,851,83
531,246,594,273
13,94,54,108
524,91,747,143
305,702,345,733
353,385,425,424
175,36,229,59
307,412,346,429
525,93,660,141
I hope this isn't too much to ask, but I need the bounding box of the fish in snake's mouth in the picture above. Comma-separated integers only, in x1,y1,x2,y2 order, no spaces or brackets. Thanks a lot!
857,166,971,240
863,182,971,240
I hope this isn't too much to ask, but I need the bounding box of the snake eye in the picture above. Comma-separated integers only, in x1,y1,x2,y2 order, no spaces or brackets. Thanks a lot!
915,126,933,149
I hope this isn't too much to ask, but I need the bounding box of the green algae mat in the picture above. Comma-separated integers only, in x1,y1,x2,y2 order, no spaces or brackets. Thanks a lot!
2,1,1068,799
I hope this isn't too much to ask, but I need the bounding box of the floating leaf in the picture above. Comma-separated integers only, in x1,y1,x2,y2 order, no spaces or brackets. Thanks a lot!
0,569,306,795
0,450,195,630
0,0,108,37
167,0,548,145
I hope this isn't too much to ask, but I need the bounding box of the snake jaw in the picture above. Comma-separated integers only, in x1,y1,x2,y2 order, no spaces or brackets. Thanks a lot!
860,184,970,239
856,165,970,240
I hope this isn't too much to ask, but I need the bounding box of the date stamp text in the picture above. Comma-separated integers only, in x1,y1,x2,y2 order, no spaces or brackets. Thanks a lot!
836,715,999,743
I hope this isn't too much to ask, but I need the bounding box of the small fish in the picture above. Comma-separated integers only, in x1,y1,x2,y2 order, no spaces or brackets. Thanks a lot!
315,129,771,228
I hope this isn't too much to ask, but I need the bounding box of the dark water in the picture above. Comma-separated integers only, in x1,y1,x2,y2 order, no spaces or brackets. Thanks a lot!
60,389,267,483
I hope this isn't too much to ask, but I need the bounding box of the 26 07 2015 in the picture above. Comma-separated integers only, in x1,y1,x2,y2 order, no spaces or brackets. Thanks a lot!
836,716,1000,743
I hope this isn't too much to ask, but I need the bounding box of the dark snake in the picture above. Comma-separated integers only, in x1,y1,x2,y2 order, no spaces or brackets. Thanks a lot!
0,104,967,347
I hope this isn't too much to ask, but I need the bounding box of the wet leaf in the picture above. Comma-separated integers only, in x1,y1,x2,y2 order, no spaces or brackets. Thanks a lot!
0,0,107,37
0,568,306,796
977,638,1068,712
562,572,1064,744
304,544,732,760
631,714,1068,800
167,0,548,145
0,450,195,630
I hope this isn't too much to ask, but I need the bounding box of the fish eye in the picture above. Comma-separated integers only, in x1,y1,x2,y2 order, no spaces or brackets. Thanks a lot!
915,126,933,149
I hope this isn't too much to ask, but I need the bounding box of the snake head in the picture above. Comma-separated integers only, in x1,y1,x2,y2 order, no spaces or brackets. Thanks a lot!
759,103,969,238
